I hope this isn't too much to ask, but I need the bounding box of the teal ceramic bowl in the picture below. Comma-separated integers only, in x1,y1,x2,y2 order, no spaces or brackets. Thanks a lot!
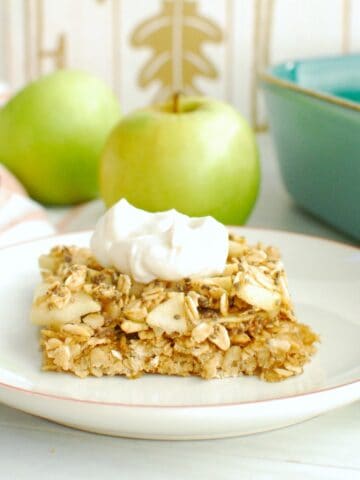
260,55,360,241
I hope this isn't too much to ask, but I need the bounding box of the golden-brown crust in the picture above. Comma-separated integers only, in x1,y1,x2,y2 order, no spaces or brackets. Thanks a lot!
33,235,319,381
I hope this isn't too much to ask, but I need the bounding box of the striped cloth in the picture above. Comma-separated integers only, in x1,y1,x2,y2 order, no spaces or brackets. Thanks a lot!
0,188,55,247
0,164,105,247
0,164,54,247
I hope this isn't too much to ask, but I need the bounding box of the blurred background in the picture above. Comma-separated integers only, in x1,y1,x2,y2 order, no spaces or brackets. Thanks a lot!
1,0,359,128
0,0,359,244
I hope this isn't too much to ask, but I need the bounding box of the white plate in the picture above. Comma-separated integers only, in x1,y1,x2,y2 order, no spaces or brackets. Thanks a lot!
0,229,359,440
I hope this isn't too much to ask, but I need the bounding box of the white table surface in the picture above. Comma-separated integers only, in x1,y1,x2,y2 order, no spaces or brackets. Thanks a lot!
1,134,359,480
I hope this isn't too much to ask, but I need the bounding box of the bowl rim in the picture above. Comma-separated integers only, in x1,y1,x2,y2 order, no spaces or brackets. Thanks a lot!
259,62,360,113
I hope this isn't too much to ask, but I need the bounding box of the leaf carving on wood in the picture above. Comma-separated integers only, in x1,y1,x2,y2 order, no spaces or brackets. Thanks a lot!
131,0,223,100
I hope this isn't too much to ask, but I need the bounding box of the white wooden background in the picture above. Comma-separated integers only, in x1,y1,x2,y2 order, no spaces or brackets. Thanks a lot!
1,0,360,129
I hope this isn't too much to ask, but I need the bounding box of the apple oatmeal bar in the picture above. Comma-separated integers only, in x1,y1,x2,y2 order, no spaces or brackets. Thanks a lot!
31,234,318,381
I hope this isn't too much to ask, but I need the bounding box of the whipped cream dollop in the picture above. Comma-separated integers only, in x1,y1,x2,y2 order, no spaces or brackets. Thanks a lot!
90,199,229,283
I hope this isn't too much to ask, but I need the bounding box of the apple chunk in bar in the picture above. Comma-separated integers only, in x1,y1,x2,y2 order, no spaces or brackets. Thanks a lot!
31,199,318,381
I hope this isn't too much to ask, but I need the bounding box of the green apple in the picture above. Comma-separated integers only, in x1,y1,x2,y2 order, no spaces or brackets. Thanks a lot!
100,96,260,224
0,70,121,205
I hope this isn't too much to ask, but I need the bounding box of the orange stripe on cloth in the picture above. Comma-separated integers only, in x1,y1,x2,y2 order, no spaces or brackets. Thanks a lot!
0,210,48,235
56,203,88,233
0,190,12,209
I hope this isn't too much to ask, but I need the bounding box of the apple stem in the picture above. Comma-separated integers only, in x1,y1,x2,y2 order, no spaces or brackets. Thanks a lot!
172,91,181,113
